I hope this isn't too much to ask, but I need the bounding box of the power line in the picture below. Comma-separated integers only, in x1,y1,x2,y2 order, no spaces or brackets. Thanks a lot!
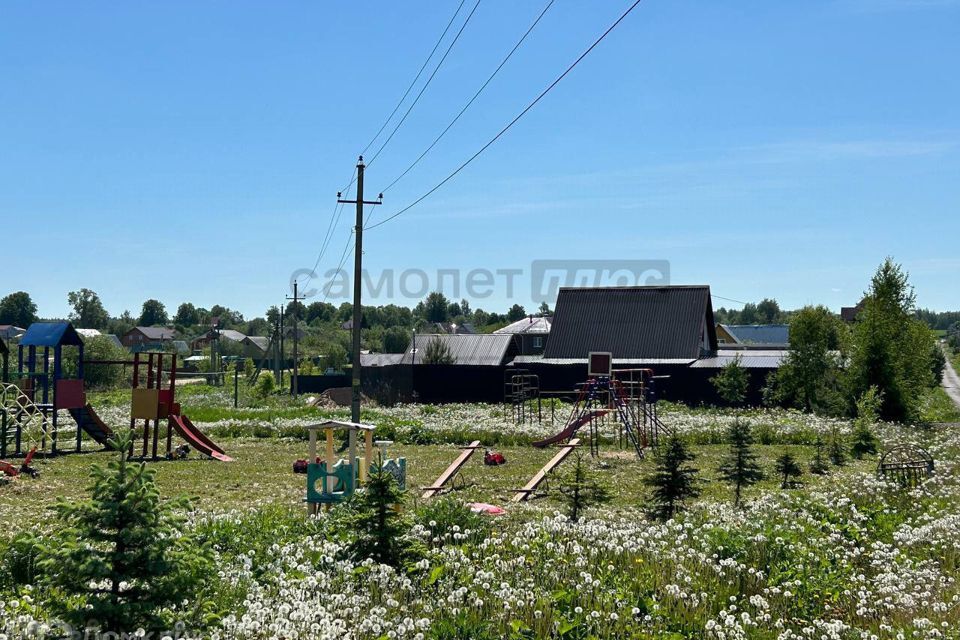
321,230,356,304
381,0,555,194
366,0,644,232
360,0,467,158
297,167,356,288
366,0,482,168
711,294,752,306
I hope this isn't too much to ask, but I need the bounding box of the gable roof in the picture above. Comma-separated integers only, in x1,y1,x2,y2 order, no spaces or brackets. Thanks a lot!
404,333,514,366
543,286,717,360
242,336,270,352
0,325,26,340
131,326,177,341
720,324,789,346
20,322,84,347
493,316,552,335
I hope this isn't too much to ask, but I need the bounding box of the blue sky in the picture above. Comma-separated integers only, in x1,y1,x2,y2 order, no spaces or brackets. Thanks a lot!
2,0,958,320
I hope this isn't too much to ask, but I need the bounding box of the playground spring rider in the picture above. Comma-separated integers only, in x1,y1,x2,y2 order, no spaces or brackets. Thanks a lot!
303,420,406,514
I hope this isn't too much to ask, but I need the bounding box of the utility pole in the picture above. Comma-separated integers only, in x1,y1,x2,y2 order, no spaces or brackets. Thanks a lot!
279,303,285,391
338,156,382,423
286,281,300,396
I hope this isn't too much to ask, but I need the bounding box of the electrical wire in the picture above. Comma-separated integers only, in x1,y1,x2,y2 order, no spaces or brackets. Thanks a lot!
366,0,482,168
321,231,356,304
381,0,555,194
711,294,753,306
360,0,467,157
365,0,644,231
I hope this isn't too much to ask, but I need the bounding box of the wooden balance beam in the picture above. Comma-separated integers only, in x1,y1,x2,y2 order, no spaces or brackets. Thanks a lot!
512,438,581,503
422,440,482,499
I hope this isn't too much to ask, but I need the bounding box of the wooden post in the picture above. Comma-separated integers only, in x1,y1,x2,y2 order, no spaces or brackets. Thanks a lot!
307,429,317,515
363,429,373,483
325,427,335,493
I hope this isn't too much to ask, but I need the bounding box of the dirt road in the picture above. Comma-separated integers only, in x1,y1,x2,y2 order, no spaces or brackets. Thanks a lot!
942,345,960,411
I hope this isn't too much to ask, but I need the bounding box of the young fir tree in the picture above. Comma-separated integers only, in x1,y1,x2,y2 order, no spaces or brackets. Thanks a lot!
718,420,764,507
851,386,881,459
646,434,701,521
348,459,414,567
829,430,848,466
775,453,803,489
809,435,830,475
558,450,611,522
39,430,212,634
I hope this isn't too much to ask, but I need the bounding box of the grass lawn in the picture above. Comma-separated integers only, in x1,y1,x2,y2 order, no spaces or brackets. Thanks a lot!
0,435,876,530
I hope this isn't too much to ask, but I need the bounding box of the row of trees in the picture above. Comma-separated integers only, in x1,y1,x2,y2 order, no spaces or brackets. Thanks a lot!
714,297,789,325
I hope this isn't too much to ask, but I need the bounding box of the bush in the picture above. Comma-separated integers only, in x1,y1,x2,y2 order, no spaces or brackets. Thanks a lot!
254,371,276,398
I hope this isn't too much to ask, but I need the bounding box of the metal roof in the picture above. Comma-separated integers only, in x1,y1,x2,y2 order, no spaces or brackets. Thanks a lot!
721,324,789,346
131,326,177,341
509,355,695,366
0,325,25,340
243,336,270,352
361,353,405,367
75,328,102,338
543,286,717,360
493,316,552,335
690,349,787,369
404,333,514,366
20,322,83,347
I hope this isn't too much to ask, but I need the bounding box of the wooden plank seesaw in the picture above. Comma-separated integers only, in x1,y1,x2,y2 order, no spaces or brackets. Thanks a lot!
421,440,482,499
512,438,581,503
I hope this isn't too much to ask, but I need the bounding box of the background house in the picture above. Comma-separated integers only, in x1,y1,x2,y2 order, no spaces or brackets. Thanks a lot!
120,326,177,351
493,315,551,355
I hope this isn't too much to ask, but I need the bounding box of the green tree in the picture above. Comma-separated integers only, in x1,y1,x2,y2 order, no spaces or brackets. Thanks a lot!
809,436,830,475
38,430,213,633
81,336,129,389
768,305,844,413
138,299,168,326
67,288,110,329
421,292,450,323
507,304,527,322
323,343,348,371
829,430,847,466
774,453,803,488
254,371,276,398
718,420,764,506
756,298,782,324
646,435,701,520
851,386,881,459
422,338,456,364
846,258,937,422
538,301,552,317
347,460,415,567
558,450,611,521
382,326,410,354
711,355,749,406
0,291,38,327
173,302,200,326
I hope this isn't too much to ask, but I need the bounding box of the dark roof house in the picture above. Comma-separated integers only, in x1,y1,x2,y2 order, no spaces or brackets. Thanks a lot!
541,286,717,363
121,326,178,349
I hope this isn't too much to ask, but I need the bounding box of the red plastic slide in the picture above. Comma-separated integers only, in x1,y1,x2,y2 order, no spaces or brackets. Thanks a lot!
532,410,608,448
169,415,233,462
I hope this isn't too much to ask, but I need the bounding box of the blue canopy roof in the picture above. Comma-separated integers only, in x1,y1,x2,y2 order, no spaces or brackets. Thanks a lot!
19,322,83,347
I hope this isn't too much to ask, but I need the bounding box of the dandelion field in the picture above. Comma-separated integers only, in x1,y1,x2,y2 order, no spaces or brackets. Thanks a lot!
2,394,959,639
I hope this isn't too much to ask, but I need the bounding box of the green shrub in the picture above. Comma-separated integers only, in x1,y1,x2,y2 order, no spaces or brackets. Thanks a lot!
415,497,491,546
254,371,276,398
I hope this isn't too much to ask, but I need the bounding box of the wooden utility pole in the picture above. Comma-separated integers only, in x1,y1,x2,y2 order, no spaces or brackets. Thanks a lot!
337,156,382,422
286,281,300,396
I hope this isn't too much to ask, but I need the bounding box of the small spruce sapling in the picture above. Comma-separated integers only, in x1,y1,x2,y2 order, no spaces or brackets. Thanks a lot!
347,457,416,567
809,436,830,475
718,420,764,507
775,453,803,489
646,434,701,521
851,386,881,459
38,429,213,634
829,429,848,466
558,450,611,522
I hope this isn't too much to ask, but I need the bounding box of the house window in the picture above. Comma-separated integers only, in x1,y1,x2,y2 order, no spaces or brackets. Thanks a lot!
533,337,543,348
